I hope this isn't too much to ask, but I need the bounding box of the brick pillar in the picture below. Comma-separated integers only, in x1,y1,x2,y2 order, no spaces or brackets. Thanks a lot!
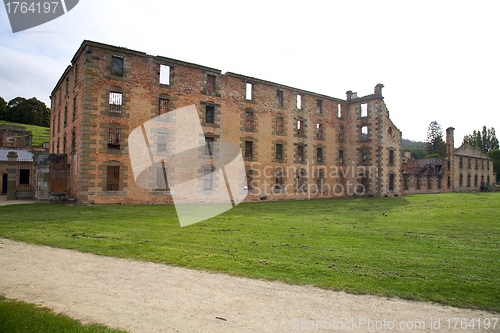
7,151,18,200
446,127,455,191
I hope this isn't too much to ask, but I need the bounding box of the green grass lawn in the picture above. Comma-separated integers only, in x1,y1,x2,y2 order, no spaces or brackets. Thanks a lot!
0,120,50,147
0,295,128,333
0,193,498,312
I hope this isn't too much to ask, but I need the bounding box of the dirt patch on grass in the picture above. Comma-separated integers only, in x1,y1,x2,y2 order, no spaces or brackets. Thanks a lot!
0,239,496,332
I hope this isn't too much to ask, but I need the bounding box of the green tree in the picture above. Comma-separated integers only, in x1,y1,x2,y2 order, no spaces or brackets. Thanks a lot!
425,121,446,158
463,126,499,153
5,97,50,127
486,149,500,184
0,96,7,120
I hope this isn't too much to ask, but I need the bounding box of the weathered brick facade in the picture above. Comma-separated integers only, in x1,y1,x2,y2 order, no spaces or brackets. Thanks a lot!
402,127,496,194
50,40,403,204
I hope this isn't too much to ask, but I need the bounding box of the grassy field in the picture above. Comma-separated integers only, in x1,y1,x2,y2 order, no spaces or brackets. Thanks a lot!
0,120,50,146
0,193,498,312
0,295,127,333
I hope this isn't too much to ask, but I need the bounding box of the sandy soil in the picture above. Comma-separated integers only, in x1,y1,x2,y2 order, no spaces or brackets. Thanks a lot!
0,239,497,333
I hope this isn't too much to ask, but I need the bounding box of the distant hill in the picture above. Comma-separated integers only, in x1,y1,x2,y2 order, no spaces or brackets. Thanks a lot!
402,139,427,159
402,139,425,149
0,120,50,147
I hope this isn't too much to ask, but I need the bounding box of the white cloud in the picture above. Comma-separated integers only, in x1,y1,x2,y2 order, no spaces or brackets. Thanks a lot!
0,0,498,142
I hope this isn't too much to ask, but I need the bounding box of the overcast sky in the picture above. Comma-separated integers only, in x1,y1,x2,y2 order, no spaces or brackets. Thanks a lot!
1,0,499,143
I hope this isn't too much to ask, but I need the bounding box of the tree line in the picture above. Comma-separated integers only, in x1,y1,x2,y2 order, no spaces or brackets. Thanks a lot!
0,96,50,127
425,121,499,156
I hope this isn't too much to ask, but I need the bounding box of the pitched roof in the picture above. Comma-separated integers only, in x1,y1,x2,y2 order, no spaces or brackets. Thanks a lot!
0,149,33,162
454,144,491,159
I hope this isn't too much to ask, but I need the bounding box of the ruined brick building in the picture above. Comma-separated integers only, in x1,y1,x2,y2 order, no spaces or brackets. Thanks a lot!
402,128,496,194
50,40,402,204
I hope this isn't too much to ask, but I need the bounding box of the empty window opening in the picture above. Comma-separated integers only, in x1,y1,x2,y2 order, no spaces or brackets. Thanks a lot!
297,119,305,136
361,103,368,117
296,94,302,109
467,174,471,187
246,83,253,100
459,173,464,186
361,125,369,139
160,65,170,85
246,169,254,191
277,90,284,107
19,169,30,185
447,176,451,189
159,99,169,115
339,149,344,164
316,100,323,114
64,106,68,126
106,166,120,191
427,175,432,190
108,128,121,149
316,169,325,191
416,175,422,190
65,77,69,96
338,104,342,118
276,143,283,161
206,74,216,94
71,129,76,153
72,97,77,121
203,167,214,190
109,92,122,113
245,110,254,131
156,165,168,190
361,148,370,164
389,174,395,191
389,150,395,165
316,123,323,139
245,141,253,159
459,157,463,168
275,168,284,189
316,147,323,163
157,133,167,153
111,56,124,76
296,168,306,191
205,105,215,124
338,125,344,141
276,115,284,134
474,174,478,187
297,145,305,162
205,137,214,156
403,175,409,190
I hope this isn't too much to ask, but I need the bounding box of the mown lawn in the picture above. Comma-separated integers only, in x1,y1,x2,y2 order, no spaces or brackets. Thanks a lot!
0,295,128,333
0,193,498,312
0,120,50,146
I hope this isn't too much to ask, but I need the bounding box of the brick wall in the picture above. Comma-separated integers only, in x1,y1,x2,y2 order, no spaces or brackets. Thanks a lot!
50,40,403,204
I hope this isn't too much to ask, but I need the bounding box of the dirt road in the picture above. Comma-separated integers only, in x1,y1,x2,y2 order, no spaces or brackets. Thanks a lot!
0,239,496,332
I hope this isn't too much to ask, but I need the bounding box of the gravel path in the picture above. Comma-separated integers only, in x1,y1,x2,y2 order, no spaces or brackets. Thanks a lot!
0,239,497,332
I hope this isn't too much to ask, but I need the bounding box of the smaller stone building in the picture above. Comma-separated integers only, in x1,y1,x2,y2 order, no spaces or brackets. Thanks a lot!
402,127,496,194
0,149,34,196
0,125,32,149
